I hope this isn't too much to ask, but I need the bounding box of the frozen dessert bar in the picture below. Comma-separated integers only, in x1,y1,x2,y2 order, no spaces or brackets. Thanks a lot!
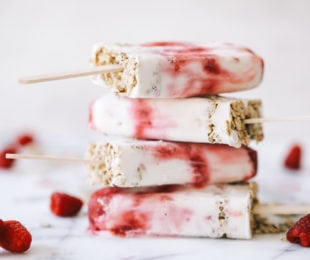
86,140,257,187
88,183,257,239
89,93,263,147
92,42,264,98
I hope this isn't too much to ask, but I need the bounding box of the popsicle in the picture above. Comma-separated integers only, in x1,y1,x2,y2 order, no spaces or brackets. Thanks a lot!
86,140,257,187
88,183,257,239
89,93,263,147
92,42,264,98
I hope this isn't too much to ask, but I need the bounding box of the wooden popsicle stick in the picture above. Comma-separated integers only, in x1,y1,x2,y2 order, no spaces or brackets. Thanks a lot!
253,203,310,215
244,115,310,124
18,64,123,84
6,153,92,164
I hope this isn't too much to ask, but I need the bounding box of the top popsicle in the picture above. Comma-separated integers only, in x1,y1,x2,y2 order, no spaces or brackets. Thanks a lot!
92,42,264,98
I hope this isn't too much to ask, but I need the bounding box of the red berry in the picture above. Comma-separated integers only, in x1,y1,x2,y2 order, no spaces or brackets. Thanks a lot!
284,144,302,170
0,220,32,253
287,214,310,247
0,145,18,169
50,192,83,217
17,134,34,146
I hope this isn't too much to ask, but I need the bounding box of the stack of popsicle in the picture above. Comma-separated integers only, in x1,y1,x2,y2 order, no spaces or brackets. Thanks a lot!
86,42,264,239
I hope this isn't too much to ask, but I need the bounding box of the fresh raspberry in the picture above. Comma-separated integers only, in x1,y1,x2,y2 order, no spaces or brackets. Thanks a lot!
17,134,34,146
287,214,310,247
0,220,32,253
284,144,302,170
0,145,18,169
50,192,83,217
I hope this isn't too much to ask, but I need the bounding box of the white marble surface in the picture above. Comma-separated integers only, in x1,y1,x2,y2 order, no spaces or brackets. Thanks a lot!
0,136,310,259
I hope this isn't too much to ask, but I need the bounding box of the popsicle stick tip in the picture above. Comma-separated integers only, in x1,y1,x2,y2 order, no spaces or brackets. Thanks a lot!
18,78,30,84
5,153,16,159
18,65,123,84
254,203,310,215
5,153,92,164
245,115,310,124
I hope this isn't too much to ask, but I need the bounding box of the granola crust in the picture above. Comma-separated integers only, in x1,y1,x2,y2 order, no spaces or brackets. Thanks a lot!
94,47,138,95
254,215,294,234
230,99,264,146
86,143,122,185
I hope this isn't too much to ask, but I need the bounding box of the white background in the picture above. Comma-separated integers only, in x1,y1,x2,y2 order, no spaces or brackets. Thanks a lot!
1,0,310,143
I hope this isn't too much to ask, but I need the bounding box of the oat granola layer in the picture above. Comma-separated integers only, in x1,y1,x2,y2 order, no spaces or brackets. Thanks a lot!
90,93,263,147
86,140,257,187
92,42,264,98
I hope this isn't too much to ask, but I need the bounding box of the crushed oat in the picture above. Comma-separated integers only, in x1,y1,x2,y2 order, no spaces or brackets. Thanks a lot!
230,99,264,146
254,215,294,234
94,47,138,95
86,143,123,185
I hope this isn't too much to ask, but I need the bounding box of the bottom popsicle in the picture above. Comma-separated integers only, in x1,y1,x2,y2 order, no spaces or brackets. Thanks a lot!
88,183,257,239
